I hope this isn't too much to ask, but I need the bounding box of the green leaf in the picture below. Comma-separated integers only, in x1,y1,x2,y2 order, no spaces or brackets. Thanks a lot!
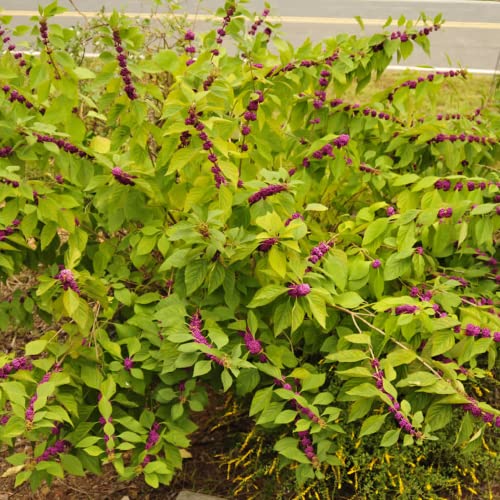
275,410,298,424
362,218,389,246
430,331,455,356
63,289,80,316
60,454,85,476
236,369,260,396
75,436,101,449
333,292,364,309
344,334,371,345
307,292,326,328
305,203,328,211
301,373,326,391
25,339,48,356
249,387,273,416
384,349,417,367
397,371,438,387
268,246,287,278
248,285,287,308
336,367,373,378
326,350,368,363
184,259,208,295
221,369,233,392
426,403,452,431
359,414,387,437
193,360,212,377
347,383,381,399
380,429,401,447
383,252,412,281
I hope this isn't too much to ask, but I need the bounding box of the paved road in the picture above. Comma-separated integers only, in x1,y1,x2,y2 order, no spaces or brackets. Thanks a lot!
1,0,499,71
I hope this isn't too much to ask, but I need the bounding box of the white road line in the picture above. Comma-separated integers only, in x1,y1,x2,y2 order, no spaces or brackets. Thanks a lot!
1,11,499,30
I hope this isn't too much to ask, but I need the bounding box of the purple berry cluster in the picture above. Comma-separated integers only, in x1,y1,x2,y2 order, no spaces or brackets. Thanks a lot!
97,404,115,455
372,259,381,269
330,99,394,122
185,107,227,188
1,415,10,426
388,69,465,102
189,312,225,366
36,439,70,463
0,219,21,241
298,430,319,468
462,397,499,427
310,61,335,111
0,356,32,379
362,106,392,120
430,107,482,125
239,328,267,362
429,133,496,145
437,207,453,219
34,133,89,158
184,30,196,66
439,273,469,287
462,323,499,341
275,378,326,427
248,8,271,37
248,183,288,205
395,305,419,315
37,438,67,460
112,166,137,186
124,357,133,371
112,29,138,100
142,421,161,467
213,4,235,51
386,206,396,216
288,283,311,297
434,179,452,191
359,163,380,175
372,23,441,52
308,134,350,164
473,250,498,272
266,50,338,78
0,25,28,69
390,25,437,41
2,85,34,109
284,212,304,226
371,359,422,437
55,267,80,294
145,421,160,450
436,112,461,121
308,241,332,265
433,355,468,376
51,421,63,435
409,286,433,302
258,237,279,252
202,73,216,91
431,303,448,318
39,19,49,47
240,90,264,150
310,142,334,161
333,134,350,148
0,146,13,158
25,364,62,423
462,295,494,307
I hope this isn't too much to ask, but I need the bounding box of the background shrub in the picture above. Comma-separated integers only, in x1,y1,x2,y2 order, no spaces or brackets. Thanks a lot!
0,0,498,493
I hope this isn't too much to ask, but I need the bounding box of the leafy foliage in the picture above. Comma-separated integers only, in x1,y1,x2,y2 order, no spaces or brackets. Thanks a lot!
0,0,498,491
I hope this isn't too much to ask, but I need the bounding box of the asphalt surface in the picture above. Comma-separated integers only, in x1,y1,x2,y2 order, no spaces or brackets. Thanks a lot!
1,0,499,71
